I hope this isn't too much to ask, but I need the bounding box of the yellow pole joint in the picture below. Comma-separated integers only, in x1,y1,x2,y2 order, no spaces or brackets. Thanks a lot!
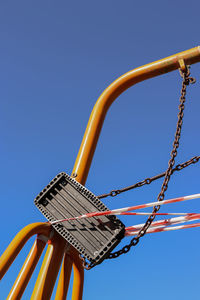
0,222,51,280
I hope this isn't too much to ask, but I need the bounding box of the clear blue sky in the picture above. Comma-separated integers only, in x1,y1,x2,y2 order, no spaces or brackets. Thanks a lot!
0,1,200,299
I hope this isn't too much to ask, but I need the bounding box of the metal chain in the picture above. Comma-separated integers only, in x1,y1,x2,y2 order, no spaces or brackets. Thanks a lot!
107,65,196,260
79,255,95,270
98,155,200,199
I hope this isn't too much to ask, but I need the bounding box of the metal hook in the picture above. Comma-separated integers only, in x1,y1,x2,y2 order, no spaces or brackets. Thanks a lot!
178,58,187,73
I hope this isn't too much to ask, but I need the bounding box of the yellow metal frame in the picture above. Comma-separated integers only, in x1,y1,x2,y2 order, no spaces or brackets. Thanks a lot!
0,47,200,299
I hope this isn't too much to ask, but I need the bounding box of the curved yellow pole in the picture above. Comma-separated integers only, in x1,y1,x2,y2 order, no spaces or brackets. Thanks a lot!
31,230,66,300
0,223,51,279
7,237,47,300
72,46,200,184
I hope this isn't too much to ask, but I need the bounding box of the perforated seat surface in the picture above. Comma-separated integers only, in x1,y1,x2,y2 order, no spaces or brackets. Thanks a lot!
34,172,125,267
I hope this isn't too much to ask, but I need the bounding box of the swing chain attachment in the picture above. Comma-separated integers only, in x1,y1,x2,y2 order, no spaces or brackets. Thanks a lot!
79,255,95,270
178,58,196,85
107,64,196,260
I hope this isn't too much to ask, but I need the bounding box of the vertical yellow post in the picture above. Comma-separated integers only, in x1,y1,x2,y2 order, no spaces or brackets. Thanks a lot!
71,248,84,300
31,231,66,300
55,246,84,300
55,251,73,300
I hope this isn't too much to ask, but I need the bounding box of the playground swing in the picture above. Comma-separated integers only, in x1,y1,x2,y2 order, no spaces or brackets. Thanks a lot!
0,47,200,300
34,63,199,269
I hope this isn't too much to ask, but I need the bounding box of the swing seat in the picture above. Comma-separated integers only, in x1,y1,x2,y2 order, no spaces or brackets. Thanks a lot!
34,172,125,267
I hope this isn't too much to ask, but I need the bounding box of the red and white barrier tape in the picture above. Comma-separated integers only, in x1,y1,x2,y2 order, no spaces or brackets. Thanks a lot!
50,212,191,225
125,213,200,232
119,212,189,216
125,222,200,235
50,193,200,225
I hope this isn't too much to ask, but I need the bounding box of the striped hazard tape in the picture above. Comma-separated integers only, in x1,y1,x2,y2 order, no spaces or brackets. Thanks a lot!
125,222,200,235
125,213,200,235
50,193,200,225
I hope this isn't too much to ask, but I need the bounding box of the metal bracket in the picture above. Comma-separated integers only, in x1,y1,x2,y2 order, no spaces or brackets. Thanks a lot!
178,58,187,72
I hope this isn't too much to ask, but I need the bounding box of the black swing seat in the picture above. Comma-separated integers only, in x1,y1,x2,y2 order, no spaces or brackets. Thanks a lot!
34,172,125,267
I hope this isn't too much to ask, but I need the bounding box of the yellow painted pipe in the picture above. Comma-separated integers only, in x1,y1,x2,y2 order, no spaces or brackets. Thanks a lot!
0,223,51,280
31,230,66,300
55,249,73,300
72,46,200,185
71,247,84,300
55,245,84,300
7,237,47,300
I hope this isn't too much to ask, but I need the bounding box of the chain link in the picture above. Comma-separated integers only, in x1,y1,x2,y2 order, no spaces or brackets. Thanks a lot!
107,65,196,260
98,156,200,199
